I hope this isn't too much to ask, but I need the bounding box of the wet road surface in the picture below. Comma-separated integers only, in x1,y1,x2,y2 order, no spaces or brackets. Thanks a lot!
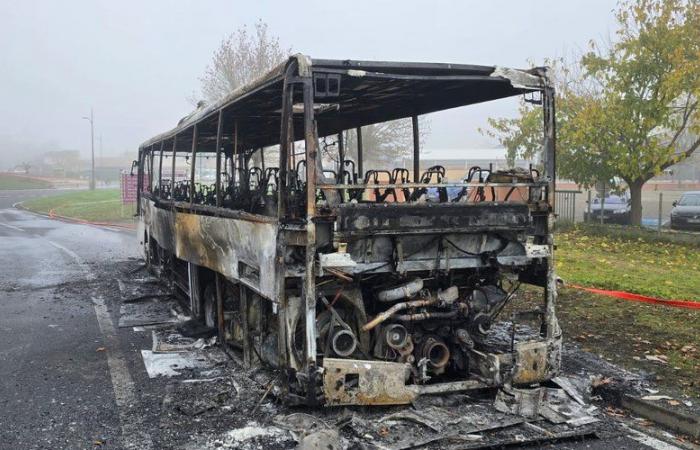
0,189,680,450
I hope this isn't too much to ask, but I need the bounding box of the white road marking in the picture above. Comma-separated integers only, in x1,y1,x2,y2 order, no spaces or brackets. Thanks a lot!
0,221,25,232
4,208,152,447
93,296,154,450
626,427,682,450
46,239,97,281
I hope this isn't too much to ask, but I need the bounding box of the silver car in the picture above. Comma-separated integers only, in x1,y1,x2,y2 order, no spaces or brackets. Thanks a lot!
670,191,700,231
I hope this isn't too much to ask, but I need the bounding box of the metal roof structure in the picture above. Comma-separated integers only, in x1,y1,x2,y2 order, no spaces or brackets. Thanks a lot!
139,54,548,154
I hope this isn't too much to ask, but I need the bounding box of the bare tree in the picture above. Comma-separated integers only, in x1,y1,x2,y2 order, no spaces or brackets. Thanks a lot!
321,118,430,173
198,21,291,104
198,22,429,173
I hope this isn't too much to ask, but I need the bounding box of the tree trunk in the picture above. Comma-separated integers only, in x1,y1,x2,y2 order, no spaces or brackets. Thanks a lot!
629,179,644,226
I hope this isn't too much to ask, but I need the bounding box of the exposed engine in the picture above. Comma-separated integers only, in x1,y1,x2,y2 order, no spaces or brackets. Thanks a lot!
315,276,514,385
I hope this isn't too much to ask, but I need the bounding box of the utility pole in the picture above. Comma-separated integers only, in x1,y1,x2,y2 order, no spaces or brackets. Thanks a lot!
82,109,95,190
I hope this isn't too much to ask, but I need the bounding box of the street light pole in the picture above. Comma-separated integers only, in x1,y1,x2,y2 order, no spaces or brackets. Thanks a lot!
82,109,95,190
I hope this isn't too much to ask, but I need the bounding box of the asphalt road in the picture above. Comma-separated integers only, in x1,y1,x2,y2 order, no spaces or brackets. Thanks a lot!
0,190,144,449
0,189,680,450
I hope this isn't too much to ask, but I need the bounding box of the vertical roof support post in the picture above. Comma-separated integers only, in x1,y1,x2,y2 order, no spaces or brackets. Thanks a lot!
412,115,420,182
356,127,363,179
157,141,164,195
212,110,226,349
148,144,155,192
278,76,294,221
337,131,344,183
170,135,178,203
302,76,318,373
275,67,296,377
215,110,224,208
232,120,239,186
542,81,559,340
543,86,556,209
189,125,198,205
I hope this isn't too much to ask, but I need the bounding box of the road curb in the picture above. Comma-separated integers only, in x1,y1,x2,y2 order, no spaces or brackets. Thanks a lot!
13,202,136,230
620,394,700,439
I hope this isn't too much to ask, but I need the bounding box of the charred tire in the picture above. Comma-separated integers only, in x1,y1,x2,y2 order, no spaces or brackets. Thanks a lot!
203,284,217,329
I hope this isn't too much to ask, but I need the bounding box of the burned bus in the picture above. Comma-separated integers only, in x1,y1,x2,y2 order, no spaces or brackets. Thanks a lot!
135,55,560,406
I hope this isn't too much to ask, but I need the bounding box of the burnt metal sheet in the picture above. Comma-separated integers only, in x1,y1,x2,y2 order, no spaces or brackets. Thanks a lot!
142,199,176,253
513,337,562,385
322,358,490,406
336,203,530,235
323,358,416,406
142,200,280,300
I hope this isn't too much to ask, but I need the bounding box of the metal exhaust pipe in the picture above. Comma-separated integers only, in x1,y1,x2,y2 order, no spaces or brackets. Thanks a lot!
331,329,357,357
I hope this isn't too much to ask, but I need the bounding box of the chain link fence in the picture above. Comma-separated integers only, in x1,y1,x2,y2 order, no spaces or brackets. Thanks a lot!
554,183,700,233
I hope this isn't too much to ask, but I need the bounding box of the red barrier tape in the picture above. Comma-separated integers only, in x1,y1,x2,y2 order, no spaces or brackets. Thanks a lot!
569,284,700,310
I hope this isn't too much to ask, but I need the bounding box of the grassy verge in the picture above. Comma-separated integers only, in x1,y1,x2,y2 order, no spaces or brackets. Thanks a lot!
556,225,700,301
0,173,53,190
22,189,136,223
547,226,700,397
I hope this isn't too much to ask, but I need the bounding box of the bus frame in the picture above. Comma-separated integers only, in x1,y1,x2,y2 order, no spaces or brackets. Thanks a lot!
136,55,560,406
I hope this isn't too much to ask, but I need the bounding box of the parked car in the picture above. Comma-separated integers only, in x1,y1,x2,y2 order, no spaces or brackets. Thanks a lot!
584,193,631,224
670,191,700,231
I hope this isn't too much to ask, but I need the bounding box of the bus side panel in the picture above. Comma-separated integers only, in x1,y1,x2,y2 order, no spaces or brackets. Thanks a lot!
142,199,176,253
172,211,279,300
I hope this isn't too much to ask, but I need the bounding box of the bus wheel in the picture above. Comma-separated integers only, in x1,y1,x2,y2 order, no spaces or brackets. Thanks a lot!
203,284,217,329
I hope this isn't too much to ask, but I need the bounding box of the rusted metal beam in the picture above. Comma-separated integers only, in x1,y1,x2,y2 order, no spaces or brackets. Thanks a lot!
303,78,318,367
157,141,164,192
337,131,344,183
189,124,198,204
170,135,177,201
240,284,250,367
215,110,224,208
215,273,225,348
275,64,297,379
148,144,155,192
356,127,363,178
412,115,420,182
317,182,543,189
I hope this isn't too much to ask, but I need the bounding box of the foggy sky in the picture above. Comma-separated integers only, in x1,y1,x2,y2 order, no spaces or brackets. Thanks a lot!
0,0,618,166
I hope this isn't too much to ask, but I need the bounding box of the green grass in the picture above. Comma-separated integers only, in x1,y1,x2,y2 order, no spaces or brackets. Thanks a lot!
545,226,700,397
554,288,700,397
0,173,53,190
22,189,136,223
556,225,700,301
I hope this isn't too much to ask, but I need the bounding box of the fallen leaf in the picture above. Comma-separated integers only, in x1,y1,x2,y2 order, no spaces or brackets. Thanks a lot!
645,355,668,364
667,400,681,406
96,347,106,352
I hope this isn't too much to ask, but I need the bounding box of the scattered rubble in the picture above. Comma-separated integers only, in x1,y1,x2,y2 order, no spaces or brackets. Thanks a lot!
112,261,698,449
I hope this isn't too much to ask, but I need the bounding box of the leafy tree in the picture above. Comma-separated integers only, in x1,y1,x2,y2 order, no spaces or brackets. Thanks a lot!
484,0,700,225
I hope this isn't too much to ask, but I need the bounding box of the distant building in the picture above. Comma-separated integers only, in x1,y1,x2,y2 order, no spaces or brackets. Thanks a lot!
31,150,82,178
402,156,533,181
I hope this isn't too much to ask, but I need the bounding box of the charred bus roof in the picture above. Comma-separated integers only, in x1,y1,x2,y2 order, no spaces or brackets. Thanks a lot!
139,54,549,153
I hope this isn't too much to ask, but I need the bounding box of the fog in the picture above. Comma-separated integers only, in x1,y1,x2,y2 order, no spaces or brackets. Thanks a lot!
0,0,618,167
